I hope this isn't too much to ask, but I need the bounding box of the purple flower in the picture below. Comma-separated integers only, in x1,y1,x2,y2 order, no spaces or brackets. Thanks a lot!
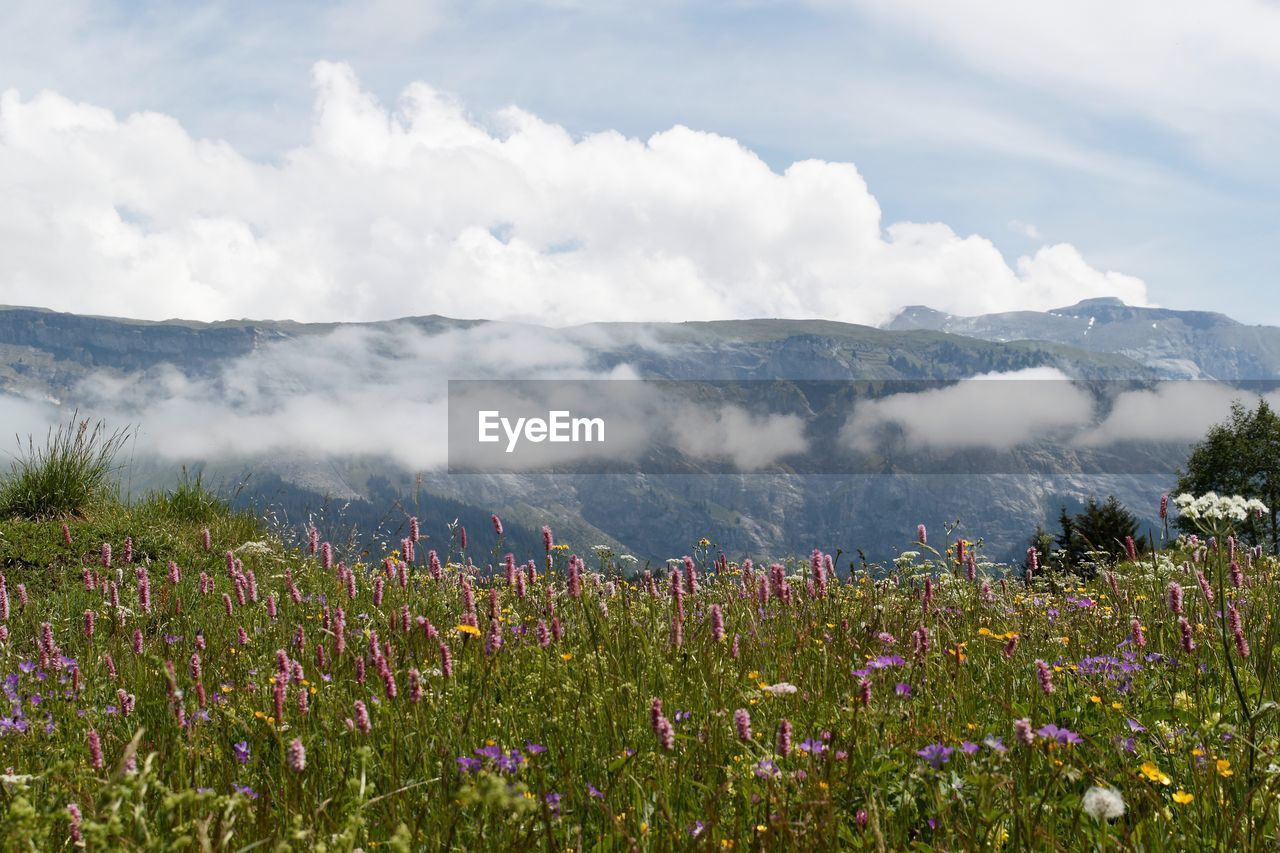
754,758,781,779
1036,724,1083,745
233,785,259,799
917,743,954,769
1127,718,1146,732
233,741,250,764
525,742,547,755
587,783,604,798
456,756,482,773
983,735,1007,754
496,750,524,773
960,741,980,756
798,738,827,755
895,682,913,698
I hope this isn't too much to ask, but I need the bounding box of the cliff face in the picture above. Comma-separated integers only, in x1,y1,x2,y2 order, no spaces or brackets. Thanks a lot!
0,307,288,382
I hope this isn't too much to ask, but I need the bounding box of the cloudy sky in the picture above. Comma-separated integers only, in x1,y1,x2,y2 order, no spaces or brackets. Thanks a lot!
1,0,1276,326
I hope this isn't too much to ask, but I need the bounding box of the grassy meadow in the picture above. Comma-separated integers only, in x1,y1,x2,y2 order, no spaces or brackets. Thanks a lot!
0,431,1276,849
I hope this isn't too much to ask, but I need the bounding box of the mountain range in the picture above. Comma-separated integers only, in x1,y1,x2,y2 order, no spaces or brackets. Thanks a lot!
886,296,1280,380
0,298,1265,568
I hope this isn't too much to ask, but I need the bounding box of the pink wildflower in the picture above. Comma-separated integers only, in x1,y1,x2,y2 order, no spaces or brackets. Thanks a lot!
777,719,793,757
354,700,371,734
734,708,752,742
1035,659,1054,695
288,738,306,772
710,604,725,643
87,730,104,769
440,642,453,678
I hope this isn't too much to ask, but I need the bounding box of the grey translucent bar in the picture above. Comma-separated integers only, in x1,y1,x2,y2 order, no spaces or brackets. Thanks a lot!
446,379,1280,475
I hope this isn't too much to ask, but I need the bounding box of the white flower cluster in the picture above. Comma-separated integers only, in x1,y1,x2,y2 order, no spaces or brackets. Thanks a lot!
1174,492,1268,522
234,541,274,556
762,682,798,696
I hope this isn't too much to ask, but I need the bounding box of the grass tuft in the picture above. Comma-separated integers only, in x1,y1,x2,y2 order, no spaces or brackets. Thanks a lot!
0,415,130,519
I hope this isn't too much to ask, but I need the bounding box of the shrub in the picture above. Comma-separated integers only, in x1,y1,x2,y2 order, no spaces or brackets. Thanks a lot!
0,416,130,519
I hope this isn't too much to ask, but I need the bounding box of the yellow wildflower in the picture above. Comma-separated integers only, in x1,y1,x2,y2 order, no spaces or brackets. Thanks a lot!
1141,762,1172,785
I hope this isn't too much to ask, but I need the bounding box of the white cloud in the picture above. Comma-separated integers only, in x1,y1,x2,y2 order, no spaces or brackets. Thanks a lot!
840,368,1096,452
325,0,449,45
1008,220,1041,240
1076,383,1280,447
844,0,1280,159
0,61,1147,327
670,405,809,470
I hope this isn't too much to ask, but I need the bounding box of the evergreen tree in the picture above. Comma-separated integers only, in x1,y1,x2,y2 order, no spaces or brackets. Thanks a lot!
1055,506,1081,568
1073,496,1145,562
1046,496,1145,577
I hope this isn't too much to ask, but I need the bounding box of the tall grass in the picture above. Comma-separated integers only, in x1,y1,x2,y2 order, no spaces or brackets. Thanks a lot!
0,416,130,519
1,499,1279,848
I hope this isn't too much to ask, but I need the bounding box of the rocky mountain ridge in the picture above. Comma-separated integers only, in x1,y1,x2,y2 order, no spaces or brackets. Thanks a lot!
0,301,1243,564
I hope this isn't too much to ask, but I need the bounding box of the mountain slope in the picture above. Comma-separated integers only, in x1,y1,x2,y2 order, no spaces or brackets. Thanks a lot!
0,304,1174,563
886,297,1280,379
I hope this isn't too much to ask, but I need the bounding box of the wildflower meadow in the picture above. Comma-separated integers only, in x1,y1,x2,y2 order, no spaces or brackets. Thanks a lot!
1,478,1279,849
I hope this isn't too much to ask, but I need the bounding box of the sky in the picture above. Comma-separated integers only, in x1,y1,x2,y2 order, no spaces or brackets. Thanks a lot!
1,0,1277,326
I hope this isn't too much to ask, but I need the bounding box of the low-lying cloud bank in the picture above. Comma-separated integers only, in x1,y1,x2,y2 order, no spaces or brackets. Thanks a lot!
2,341,1275,477
0,62,1145,327
842,369,1280,454
0,323,809,472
